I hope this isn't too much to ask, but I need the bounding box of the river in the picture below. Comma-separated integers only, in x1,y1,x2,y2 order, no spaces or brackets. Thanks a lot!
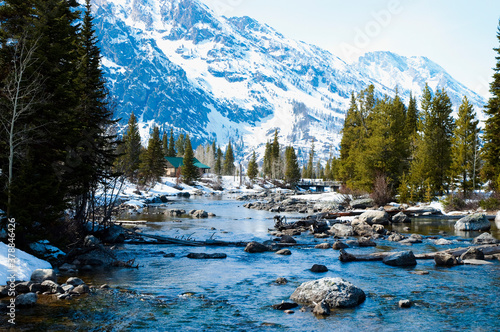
9,196,500,331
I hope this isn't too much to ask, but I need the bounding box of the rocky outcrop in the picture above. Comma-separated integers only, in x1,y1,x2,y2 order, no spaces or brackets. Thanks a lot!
382,251,417,267
290,277,365,308
358,210,390,225
454,214,491,231
392,212,411,223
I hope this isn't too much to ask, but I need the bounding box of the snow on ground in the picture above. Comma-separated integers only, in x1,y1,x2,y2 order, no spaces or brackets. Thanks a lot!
291,191,348,203
0,242,52,285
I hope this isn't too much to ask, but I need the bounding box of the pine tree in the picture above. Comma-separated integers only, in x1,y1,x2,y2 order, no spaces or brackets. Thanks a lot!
139,126,165,185
451,96,480,196
285,146,301,185
262,142,272,178
306,140,315,179
247,151,259,181
175,133,185,157
223,141,235,175
271,129,281,179
181,135,199,185
167,128,176,157
117,112,142,180
215,146,223,175
482,21,500,191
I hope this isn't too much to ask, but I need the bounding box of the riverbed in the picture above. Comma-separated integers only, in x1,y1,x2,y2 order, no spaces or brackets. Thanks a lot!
8,196,500,331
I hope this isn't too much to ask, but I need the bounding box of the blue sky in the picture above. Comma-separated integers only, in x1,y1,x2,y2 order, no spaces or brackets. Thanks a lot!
202,0,500,98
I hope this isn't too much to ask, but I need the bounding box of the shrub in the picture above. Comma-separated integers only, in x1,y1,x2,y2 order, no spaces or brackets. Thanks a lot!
479,196,500,211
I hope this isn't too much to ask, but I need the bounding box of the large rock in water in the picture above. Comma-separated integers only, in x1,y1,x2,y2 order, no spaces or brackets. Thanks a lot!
350,198,374,209
290,277,365,308
330,224,354,237
383,251,417,267
472,232,499,244
15,293,38,307
30,269,57,283
358,210,390,225
391,212,411,223
454,214,491,231
244,241,269,253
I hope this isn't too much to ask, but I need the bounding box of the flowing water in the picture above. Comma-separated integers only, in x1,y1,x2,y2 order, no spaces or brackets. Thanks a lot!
6,196,500,331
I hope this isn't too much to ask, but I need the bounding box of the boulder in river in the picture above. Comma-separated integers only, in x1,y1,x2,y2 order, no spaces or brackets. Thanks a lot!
280,235,297,244
310,264,328,273
187,253,227,259
30,269,57,283
399,299,412,308
313,300,331,316
15,293,38,307
332,241,349,250
454,213,491,231
382,251,417,267
392,212,411,223
272,302,298,310
350,198,374,209
358,210,390,226
244,241,270,253
434,253,458,266
330,224,354,237
472,232,499,244
275,277,288,285
315,243,331,249
358,237,376,247
276,249,292,255
352,220,374,237
290,277,366,308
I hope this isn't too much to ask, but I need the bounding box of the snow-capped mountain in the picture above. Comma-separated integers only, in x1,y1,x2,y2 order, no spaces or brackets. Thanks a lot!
90,0,487,161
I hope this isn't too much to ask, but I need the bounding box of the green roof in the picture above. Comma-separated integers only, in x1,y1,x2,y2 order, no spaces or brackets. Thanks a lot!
165,157,210,169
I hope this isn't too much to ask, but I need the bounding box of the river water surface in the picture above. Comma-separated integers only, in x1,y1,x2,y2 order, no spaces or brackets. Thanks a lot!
8,196,500,331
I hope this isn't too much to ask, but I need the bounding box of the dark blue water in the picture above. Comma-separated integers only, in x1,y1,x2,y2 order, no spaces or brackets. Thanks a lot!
9,197,500,331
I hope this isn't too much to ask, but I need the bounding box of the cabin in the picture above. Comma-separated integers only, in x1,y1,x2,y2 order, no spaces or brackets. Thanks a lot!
164,157,211,177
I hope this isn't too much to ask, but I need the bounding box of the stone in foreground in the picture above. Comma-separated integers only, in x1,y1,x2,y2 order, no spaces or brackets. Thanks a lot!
383,251,417,267
454,214,491,231
244,241,269,253
290,277,365,309
30,269,56,283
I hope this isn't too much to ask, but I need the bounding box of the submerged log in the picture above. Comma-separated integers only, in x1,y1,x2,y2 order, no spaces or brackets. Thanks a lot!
339,244,500,262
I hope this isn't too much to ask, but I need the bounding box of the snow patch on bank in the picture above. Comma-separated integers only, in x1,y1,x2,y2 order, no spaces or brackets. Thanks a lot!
0,242,52,285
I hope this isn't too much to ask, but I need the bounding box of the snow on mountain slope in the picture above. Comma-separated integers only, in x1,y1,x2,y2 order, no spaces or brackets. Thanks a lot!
90,0,487,161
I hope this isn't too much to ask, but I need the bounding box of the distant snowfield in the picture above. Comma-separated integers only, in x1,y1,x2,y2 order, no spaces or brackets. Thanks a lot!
0,242,52,286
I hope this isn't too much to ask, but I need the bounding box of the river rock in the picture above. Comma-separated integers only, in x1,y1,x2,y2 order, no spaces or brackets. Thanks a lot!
66,277,85,286
313,300,331,316
332,241,349,250
15,281,31,294
31,269,57,283
399,234,423,245
392,212,411,223
472,232,499,244
434,238,453,245
310,264,328,273
244,241,270,253
454,213,491,231
41,280,64,294
358,237,376,247
272,302,298,310
290,277,366,308
15,293,38,307
84,235,101,247
71,284,90,295
315,243,331,249
399,299,412,308
383,251,417,267
358,210,390,226
190,210,208,218
275,277,288,284
434,253,458,266
388,233,405,242
29,283,42,293
352,220,374,237
350,198,374,209
280,235,297,244
461,259,493,265
372,224,386,234
276,249,292,255
331,224,354,237
103,225,125,243
460,247,484,260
